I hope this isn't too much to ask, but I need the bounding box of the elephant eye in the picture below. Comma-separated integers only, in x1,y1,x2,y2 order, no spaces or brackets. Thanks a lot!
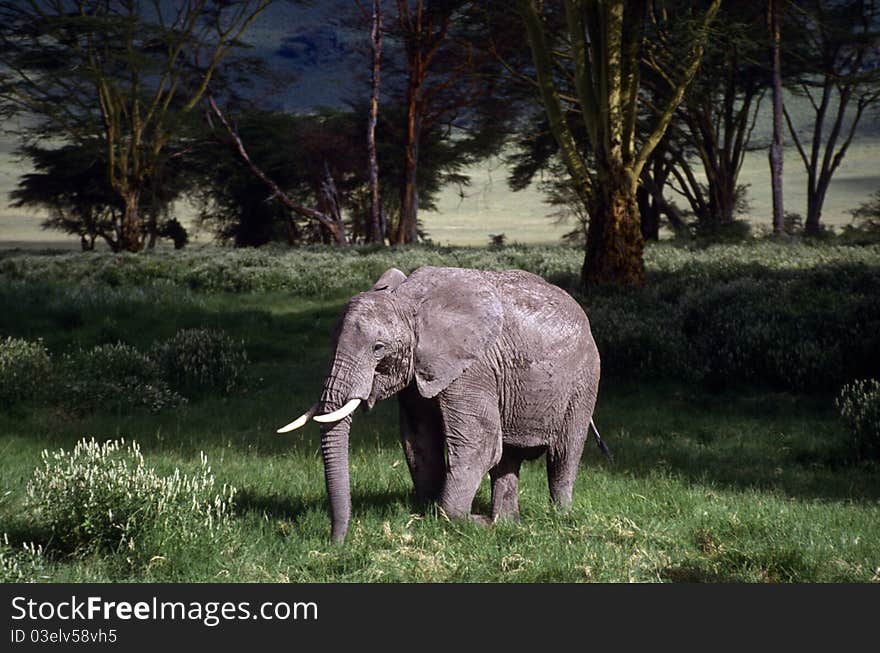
372,341,387,358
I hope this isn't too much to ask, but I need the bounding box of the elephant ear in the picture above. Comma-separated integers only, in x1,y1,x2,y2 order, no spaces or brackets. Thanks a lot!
414,272,503,398
372,267,407,292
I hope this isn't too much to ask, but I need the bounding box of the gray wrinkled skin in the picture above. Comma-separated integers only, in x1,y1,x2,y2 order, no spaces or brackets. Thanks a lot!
316,266,600,543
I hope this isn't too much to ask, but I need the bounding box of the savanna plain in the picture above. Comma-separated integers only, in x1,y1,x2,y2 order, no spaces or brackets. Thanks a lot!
1,242,878,583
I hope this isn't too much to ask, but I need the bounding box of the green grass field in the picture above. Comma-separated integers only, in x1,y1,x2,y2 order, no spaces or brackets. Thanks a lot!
1,243,879,582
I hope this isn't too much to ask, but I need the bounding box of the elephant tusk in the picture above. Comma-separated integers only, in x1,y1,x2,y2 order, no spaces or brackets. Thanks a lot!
313,398,362,423
276,403,319,434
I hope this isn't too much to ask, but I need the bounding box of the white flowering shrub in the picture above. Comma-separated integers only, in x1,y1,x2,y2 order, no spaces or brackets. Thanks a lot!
0,336,52,406
58,343,185,414
151,328,247,397
837,380,880,461
26,438,236,557
0,534,46,583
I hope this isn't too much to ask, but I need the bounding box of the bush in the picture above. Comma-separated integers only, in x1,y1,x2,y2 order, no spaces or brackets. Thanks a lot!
0,534,46,583
57,343,185,414
2,242,879,394
0,336,51,406
836,379,880,461
841,190,880,244
152,328,248,397
26,438,236,558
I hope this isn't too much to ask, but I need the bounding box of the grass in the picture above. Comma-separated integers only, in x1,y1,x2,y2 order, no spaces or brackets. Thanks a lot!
1,242,879,582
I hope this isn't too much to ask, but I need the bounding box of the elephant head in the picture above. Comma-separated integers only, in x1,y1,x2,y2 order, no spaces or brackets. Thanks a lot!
277,266,504,542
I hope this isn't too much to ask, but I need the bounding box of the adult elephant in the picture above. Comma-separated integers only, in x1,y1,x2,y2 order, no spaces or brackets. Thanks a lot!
278,266,608,543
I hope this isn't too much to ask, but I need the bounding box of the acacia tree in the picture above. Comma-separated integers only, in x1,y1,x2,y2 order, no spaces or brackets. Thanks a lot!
380,0,510,244
516,0,719,287
677,4,767,230
783,0,880,235
0,0,271,252
10,141,190,250
205,100,352,245
10,143,122,251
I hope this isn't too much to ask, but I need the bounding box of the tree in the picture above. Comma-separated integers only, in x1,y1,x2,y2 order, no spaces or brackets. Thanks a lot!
843,188,880,240
769,0,786,235
9,143,121,251
783,0,880,235
662,2,767,234
373,0,511,244
516,0,720,287
0,0,271,252
9,142,188,250
367,0,385,243
201,104,355,246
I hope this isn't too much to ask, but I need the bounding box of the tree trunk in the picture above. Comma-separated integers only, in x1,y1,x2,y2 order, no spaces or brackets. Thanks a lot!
583,171,645,288
708,161,738,226
367,0,384,244
637,185,660,241
119,188,143,252
768,0,785,235
394,72,421,245
805,177,829,235
146,213,158,249
317,163,349,246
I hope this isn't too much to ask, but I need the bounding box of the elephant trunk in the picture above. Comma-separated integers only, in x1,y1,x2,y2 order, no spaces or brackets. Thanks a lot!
319,355,370,543
320,416,352,543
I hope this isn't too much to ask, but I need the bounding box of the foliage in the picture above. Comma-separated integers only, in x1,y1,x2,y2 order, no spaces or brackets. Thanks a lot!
57,343,185,415
156,218,189,250
837,379,880,461
152,328,248,397
9,143,122,251
0,534,46,583
0,336,51,407
26,438,236,559
9,143,191,251
514,0,721,287
0,0,271,252
665,3,767,231
691,218,753,243
842,190,880,244
1,243,879,395
782,0,880,234
195,103,496,247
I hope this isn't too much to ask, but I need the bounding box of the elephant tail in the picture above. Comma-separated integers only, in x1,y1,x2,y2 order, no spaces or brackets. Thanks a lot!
590,418,613,463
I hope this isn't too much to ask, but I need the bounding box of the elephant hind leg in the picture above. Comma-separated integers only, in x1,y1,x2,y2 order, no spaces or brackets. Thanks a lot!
489,450,524,522
546,420,589,508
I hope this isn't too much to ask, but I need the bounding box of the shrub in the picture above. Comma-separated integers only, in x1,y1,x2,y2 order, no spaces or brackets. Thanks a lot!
152,328,248,397
588,293,696,382
836,379,880,461
0,534,46,583
0,336,51,406
57,343,185,414
841,190,880,244
26,438,236,558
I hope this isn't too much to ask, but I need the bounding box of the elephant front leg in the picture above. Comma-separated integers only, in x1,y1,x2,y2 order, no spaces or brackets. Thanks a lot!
398,384,445,506
437,385,503,522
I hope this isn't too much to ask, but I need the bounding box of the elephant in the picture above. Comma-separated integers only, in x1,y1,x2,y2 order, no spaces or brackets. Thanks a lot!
278,266,609,543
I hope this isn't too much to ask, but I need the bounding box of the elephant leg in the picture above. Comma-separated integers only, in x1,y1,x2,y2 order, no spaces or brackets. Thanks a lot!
437,385,503,521
489,449,523,522
546,417,589,508
398,384,445,506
